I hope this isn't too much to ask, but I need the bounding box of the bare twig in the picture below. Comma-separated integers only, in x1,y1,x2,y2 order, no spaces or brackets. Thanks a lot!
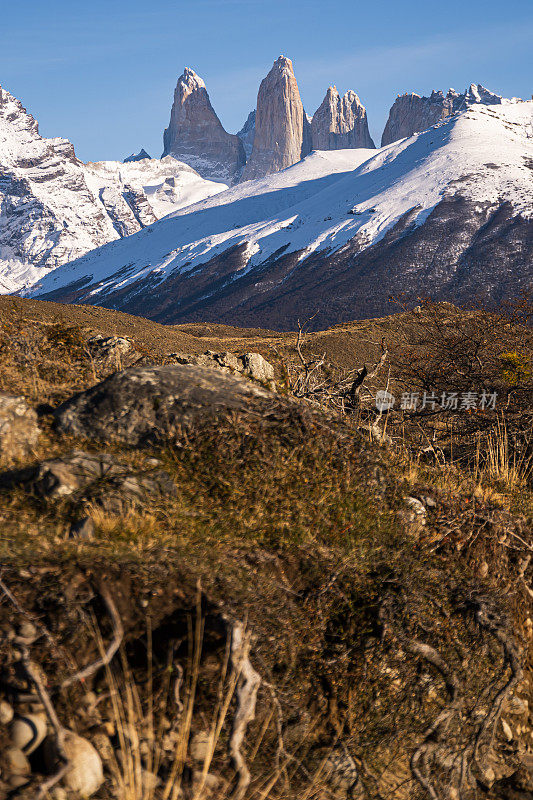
61,583,123,689
228,620,262,800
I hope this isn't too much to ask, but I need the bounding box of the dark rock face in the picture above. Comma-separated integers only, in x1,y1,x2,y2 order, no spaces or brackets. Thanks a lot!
381,84,502,146
162,68,246,184
311,87,375,150
237,110,256,160
123,149,151,163
53,365,278,446
241,56,312,181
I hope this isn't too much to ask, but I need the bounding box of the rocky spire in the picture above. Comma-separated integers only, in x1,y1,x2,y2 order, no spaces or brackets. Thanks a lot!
311,86,375,150
162,67,245,184
241,56,311,181
381,84,503,146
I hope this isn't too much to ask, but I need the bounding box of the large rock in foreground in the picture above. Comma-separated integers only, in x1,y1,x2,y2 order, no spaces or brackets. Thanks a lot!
162,67,246,184
54,365,294,447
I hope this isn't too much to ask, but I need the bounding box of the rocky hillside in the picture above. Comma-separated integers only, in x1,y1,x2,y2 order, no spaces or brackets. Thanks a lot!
29,100,533,330
0,297,532,800
0,85,226,294
381,83,504,146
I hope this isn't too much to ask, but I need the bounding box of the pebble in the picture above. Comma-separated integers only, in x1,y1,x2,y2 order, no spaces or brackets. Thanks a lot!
10,712,48,754
4,747,30,776
0,701,14,725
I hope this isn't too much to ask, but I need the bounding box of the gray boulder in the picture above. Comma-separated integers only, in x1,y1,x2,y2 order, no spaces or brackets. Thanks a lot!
168,351,275,386
87,334,135,362
1,449,176,512
54,364,281,447
0,395,40,463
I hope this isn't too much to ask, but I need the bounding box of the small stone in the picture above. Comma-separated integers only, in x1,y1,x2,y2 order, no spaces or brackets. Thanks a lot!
3,747,30,777
142,770,160,792
477,561,489,579
501,719,513,741
92,733,114,762
192,770,220,794
190,731,210,762
45,731,103,797
50,788,68,800
0,701,14,725
82,692,98,708
69,516,95,540
18,621,37,641
240,352,275,385
10,712,47,754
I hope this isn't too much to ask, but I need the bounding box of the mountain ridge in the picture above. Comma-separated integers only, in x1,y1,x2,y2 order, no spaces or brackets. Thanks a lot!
0,83,227,293
28,100,533,329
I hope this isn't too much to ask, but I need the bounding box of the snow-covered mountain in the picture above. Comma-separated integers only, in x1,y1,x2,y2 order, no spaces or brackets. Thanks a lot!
381,83,504,146
29,100,533,326
29,99,533,328
0,85,226,294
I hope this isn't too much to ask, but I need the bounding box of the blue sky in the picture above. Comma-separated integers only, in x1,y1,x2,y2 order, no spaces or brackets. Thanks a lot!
1,0,532,161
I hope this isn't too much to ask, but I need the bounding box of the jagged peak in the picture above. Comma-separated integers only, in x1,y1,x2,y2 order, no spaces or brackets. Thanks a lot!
0,84,39,134
177,67,206,92
343,89,363,106
270,55,295,77
123,149,152,163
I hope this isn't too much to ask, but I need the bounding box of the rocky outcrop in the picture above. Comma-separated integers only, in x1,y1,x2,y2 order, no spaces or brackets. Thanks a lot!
168,350,275,387
237,110,256,159
241,56,312,181
123,148,151,162
162,67,246,184
53,364,280,446
381,83,503,146
1,448,177,513
311,86,375,150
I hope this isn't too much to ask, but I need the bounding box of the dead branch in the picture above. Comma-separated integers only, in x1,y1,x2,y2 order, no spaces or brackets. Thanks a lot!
473,599,523,764
403,637,463,800
61,583,123,689
228,620,261,800
288,327,389,416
